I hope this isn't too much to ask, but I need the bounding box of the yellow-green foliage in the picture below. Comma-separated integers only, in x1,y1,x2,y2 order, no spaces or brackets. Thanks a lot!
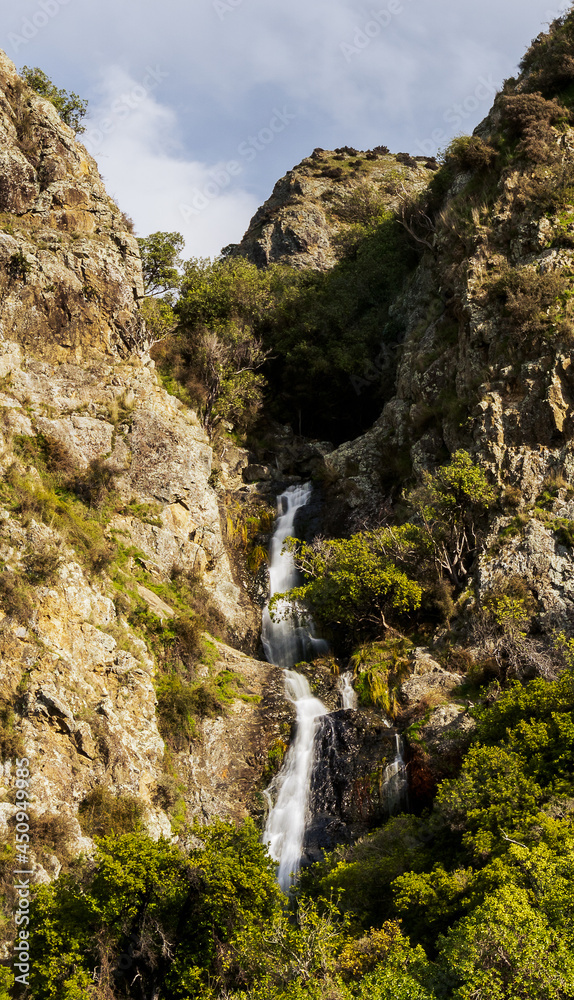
1,436,117,574
262,737,288,784
78,787,144,838
351,639,412,717
226,495,275,574
155,661,255,752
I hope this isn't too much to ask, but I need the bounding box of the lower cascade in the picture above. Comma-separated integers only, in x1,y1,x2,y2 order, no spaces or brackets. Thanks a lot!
262,483,407,891
263,671,328,891
382,735,409,815
262,483,329,891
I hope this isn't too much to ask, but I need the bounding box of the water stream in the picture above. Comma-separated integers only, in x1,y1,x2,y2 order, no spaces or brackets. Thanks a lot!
338,672,358,710
261,483,406,891
262,484,329,891
381,734,408,815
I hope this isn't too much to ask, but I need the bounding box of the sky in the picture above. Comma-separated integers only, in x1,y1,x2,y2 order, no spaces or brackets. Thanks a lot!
0,0,570,258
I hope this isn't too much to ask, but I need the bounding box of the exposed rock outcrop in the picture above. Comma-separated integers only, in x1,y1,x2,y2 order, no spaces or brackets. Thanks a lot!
0,55,285,865
305,709,398,856
234,147,436,271
0,50,144,361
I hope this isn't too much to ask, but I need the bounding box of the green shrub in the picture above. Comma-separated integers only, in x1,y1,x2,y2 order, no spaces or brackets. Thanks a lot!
23,545,62,584
487,266,573,342
445,136,497,172
351,639,412,717
6,250,31,282
155,669,249,751
78,787,144,837
1,453,117,575
0,703,25,761
519,12,574,98
28,822,281,1000
499,92,568,138
0,570,33,622
20,65,88,133
69,457,117,507
271,528,423,646
262,737,288,784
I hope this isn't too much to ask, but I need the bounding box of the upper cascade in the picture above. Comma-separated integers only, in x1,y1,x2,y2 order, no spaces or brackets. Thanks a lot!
0,50,144,362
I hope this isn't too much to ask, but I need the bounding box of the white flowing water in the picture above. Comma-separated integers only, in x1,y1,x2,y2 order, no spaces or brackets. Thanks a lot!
262,483,329,891
338,672,358,710
264,671,328,891
262,484,408,890
381,734,408,815
261,483,327,668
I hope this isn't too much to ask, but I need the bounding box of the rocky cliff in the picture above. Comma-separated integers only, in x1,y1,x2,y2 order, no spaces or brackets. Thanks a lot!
0,51,145,362
233,146,436,270
3,11,574,896
0,52,287,871
321,81,574,629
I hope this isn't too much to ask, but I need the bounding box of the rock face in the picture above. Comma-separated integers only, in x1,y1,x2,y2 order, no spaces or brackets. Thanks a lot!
0,55,284,871
322,125,574,543
182,641,290,825
305,710,398,858
407,702,476,809
399,649,463,709
234,147,436,270
0,51,144,362
0,339,255,637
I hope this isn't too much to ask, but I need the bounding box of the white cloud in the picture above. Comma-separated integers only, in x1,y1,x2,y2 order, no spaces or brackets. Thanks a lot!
83,66,259,258
0,0,564,252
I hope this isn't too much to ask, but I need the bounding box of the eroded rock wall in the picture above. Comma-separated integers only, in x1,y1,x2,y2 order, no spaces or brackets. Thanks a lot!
0,50,144,362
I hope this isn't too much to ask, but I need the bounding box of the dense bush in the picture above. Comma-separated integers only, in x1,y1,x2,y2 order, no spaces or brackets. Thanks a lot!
78,787,145,838
498,92,568,162
444,136,497,172
487,265,573,343
519,11,574,99
152,207,419,442
0,570,33,622
274,453,496,650
0,702,25,761
270,527,424,645
28,821,282,1000
20,65,88,133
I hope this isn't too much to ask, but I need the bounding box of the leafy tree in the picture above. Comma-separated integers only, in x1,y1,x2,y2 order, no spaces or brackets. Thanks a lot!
139,295,178,350
439,884,574,1000
20,66,88,133
167,256,277,430
270,526,424,642
138,231,185,298
193,323,269,431
28,821,282,1000
258,214,420,440
406,451,497,587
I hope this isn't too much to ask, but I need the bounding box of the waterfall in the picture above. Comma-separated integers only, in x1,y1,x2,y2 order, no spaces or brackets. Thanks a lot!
261,483,327,669
338,672,357,710
262,483,329,891
261,484,408,890
263,671,328,891
381,734,408,815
